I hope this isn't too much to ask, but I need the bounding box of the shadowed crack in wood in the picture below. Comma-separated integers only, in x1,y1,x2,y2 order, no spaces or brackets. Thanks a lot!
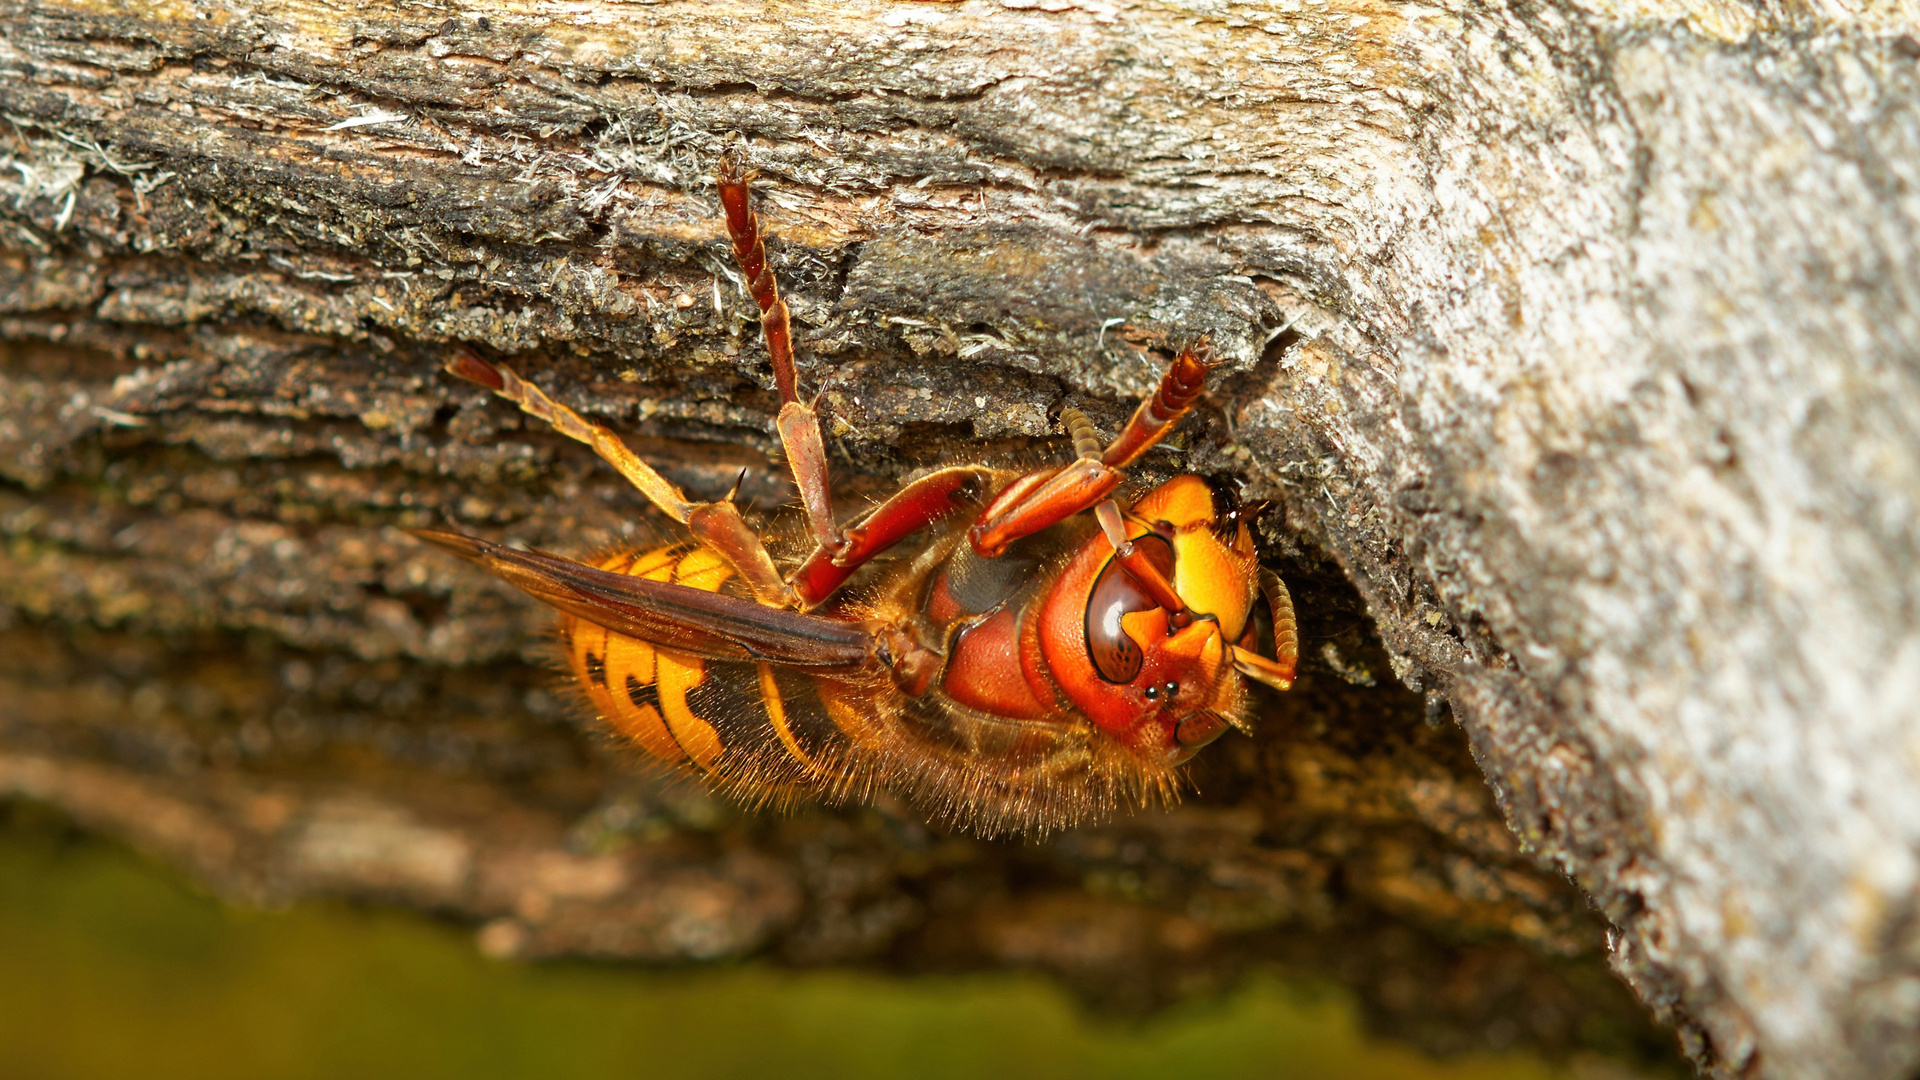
2,1,1917,1076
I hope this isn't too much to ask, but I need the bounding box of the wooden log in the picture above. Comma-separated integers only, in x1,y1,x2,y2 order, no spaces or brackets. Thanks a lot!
4,0,1917,1074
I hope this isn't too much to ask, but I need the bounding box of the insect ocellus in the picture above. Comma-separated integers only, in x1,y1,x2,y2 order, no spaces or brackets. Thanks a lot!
414,157,1298,836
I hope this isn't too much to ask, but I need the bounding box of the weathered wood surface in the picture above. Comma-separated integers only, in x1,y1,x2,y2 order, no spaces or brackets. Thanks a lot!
3,0,1918,1075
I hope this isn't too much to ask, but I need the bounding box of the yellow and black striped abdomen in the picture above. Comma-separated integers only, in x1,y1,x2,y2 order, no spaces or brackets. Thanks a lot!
558,544,848,798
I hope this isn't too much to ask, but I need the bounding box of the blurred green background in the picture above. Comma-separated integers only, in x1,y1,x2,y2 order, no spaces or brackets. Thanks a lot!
0,806,1630,1080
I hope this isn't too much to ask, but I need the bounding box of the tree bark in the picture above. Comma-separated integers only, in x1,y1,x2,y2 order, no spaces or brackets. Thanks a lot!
3,0,1917,1075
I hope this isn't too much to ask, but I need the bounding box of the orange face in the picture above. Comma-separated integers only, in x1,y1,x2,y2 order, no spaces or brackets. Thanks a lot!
1037,475,1261,766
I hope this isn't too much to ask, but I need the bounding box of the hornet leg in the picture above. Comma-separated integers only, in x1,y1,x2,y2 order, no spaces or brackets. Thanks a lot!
444,346,796,608
966,339,1215,559
716,154,844,560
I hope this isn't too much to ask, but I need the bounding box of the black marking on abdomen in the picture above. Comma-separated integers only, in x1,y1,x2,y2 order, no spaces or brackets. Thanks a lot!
625,673,660,710
585,652,607,687
686,663,769,750
770,668,850,765
686,662,809,785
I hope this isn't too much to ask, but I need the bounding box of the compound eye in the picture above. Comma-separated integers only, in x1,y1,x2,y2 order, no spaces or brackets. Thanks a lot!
1084,535,1176,684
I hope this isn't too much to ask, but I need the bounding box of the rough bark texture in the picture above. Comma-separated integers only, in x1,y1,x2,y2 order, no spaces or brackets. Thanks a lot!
2,0,1916,1075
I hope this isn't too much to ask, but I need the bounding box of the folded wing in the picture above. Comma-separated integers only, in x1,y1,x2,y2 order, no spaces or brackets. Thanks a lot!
411,529,876,670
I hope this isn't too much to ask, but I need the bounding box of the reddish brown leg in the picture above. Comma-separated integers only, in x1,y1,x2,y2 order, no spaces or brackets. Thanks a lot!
1092,501,1192,621
716,154,844,559
968,459,1125,558
444,347,797,608
788,465,993,609
1101,338,1213,469
965,341,1216,559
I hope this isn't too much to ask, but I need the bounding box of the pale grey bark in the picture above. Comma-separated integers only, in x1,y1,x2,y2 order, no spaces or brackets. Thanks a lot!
2,1,1917,1075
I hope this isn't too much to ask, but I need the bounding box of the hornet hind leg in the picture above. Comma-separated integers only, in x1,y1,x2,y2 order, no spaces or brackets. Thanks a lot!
717,152,842,561
443,346,796,608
